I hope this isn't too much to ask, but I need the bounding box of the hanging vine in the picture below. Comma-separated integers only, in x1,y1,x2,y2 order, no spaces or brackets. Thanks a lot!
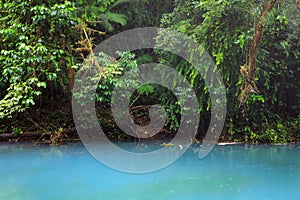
238,0,278,109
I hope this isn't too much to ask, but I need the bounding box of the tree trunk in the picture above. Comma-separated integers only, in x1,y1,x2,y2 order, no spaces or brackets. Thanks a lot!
239,0,278,108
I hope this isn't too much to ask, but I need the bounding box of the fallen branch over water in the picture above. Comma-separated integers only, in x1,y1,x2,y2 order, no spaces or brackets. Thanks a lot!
0,128,78,144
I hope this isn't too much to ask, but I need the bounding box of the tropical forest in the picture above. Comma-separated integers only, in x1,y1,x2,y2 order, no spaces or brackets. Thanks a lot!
0,0,299,199
0,0,299,144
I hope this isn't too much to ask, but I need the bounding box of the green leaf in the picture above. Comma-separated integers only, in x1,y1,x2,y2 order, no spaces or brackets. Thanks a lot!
137,85,154,96
37,82,47,88
104,12,127,26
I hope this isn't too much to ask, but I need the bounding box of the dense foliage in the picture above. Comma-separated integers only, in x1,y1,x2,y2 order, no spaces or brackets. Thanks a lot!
157,0,300,142
0,0,299,143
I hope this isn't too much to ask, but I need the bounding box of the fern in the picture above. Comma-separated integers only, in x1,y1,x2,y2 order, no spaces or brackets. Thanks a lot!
137,85,154,96
110,0,148,9
100,12,127,31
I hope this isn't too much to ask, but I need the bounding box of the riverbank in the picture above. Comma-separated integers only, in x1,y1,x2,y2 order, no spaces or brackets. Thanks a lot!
0,128,298,146
1,99,299,146
0,128,78,145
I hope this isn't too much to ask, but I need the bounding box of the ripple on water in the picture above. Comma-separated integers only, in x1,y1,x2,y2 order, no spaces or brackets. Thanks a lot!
0,143,299,200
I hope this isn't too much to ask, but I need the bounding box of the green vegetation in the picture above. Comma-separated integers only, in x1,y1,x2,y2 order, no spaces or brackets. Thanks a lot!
0,0,299,144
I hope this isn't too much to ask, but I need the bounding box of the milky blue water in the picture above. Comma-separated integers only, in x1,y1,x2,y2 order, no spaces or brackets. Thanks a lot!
0,143,299,200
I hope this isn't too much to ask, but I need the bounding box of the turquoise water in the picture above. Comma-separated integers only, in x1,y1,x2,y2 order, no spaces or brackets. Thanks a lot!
0,143,299,200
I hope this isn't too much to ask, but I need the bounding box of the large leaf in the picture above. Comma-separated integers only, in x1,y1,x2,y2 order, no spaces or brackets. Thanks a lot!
100,12,127,31
104,12,127,26
110,0,147,9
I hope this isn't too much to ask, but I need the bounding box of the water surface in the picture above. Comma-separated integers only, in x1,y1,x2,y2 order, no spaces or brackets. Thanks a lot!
0,143,299,200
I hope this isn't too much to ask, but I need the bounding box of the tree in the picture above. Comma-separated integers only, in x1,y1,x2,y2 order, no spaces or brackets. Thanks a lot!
0,0,129,119
158,0,300,141
0,0,78,118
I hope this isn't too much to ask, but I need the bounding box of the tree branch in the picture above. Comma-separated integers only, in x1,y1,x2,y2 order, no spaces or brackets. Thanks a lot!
239,0,278,107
